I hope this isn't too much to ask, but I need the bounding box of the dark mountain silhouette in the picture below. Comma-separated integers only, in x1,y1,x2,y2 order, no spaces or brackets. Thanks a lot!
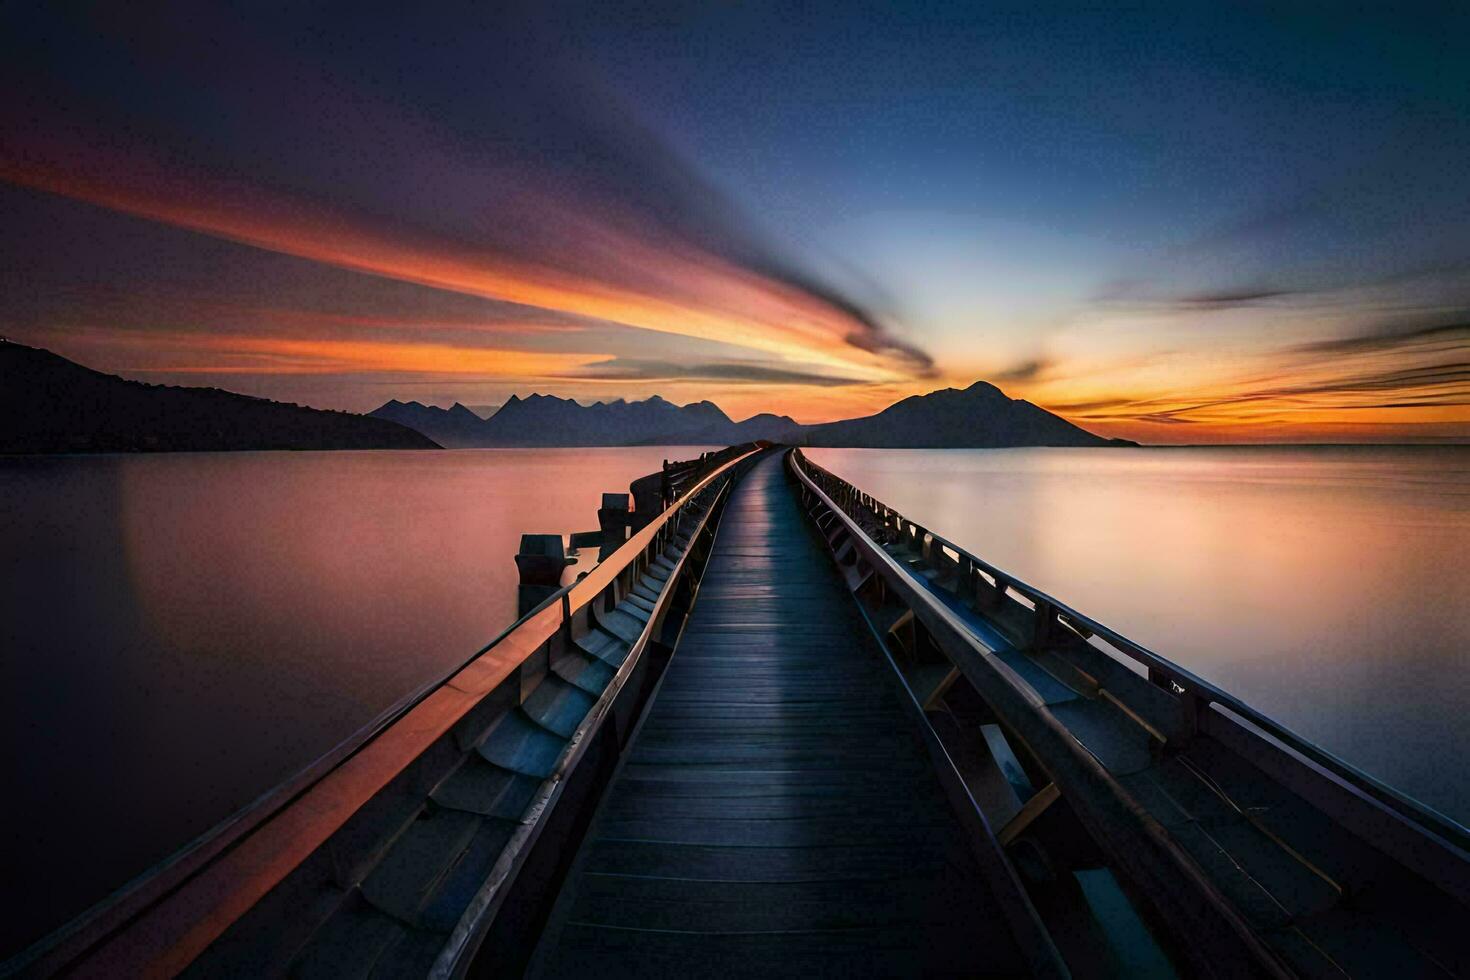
674,412,805,446
371,393,748,447
1,341,438,453
372,400,487,448
372,380,1129,448
800,380,1130,447
489,393,730,445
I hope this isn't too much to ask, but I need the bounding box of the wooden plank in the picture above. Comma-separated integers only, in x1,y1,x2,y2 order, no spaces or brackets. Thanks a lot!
529,455,1047,979
998,783,1062,847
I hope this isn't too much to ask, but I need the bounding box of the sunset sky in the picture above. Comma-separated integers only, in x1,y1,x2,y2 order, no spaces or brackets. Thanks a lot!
2,4,1467,443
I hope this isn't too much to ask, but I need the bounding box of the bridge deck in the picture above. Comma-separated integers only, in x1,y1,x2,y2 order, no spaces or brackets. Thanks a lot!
529,454,1030,977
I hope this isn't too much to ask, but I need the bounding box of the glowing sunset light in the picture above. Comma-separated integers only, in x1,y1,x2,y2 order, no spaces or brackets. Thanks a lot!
99,332,608,378
0,4,1465,442
0,156,911,384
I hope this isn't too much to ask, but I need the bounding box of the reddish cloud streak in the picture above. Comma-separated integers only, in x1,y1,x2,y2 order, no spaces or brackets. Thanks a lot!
0,139,914,384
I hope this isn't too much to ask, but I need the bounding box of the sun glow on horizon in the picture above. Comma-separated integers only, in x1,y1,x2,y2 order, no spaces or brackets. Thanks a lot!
2,88,1465,443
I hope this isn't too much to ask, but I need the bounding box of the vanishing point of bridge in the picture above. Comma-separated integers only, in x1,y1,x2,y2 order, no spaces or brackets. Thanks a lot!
527,454,1046,977
12,447,1468,979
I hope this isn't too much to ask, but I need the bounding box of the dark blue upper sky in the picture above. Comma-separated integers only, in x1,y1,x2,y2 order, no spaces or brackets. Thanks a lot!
585,3,1470,313
2,1,1467,439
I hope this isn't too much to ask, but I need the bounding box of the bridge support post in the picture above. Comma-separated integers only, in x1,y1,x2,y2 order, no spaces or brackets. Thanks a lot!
1030,599,1057,653
597,493,633,560
514,534,574,617
629,472,665,531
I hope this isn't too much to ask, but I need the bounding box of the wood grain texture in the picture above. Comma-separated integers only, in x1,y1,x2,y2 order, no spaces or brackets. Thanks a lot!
530,455,1030,978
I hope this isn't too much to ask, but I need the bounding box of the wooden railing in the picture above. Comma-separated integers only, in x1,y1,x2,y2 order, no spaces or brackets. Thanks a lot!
12,446,763,979
792,449,1469,854
788,447,1470,978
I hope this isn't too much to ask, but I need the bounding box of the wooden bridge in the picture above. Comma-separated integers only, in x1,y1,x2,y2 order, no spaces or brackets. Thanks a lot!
526,454,1057,978
10,447,1468,979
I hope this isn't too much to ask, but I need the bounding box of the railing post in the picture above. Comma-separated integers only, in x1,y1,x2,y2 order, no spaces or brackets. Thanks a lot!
1031,599,1056,653
515,533,573,617
1151,667,1204,737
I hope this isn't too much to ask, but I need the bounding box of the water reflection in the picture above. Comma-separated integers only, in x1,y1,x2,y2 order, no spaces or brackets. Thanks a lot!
807,446,1470,827
0,447,699,957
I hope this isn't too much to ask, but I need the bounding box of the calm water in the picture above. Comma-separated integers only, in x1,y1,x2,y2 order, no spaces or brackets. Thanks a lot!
0,447,704,958
6,446,1468,956
808,446,1470,829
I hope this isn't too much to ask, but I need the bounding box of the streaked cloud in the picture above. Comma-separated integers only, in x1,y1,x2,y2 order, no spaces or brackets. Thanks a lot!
2,4,1468,442
1290,321,1469,358
994,256,1470,441
75,329,605,377
0,155,902,377
0,3,930,389
990,358,1051,383
560,358,868,387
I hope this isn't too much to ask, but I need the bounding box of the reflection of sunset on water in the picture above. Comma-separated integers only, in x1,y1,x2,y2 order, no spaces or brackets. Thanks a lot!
809,445,1470,821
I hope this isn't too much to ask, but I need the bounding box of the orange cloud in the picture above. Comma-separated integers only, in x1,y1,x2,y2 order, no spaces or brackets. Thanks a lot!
0,149,912,383
1014,332,1470,443
74,329,604,377
8,138,1463,443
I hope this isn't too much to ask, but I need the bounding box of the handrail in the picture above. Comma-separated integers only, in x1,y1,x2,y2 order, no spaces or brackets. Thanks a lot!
16,445,761,979
9,575,595,979
792,449,1470,854
432,448,758,977
787,450,1285,978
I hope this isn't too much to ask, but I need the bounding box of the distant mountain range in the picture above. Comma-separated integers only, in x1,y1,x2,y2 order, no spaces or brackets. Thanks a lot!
0,339,1129,453
372,380,1130,448
0,341,438,453
372,394,805,448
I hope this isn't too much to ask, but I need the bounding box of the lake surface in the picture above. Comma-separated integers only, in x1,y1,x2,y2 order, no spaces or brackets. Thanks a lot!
807,446,1470,830
6,445,1468,958
0,447,704,959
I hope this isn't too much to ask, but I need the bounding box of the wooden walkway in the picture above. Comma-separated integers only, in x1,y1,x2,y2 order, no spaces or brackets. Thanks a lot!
529,454,1031,978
